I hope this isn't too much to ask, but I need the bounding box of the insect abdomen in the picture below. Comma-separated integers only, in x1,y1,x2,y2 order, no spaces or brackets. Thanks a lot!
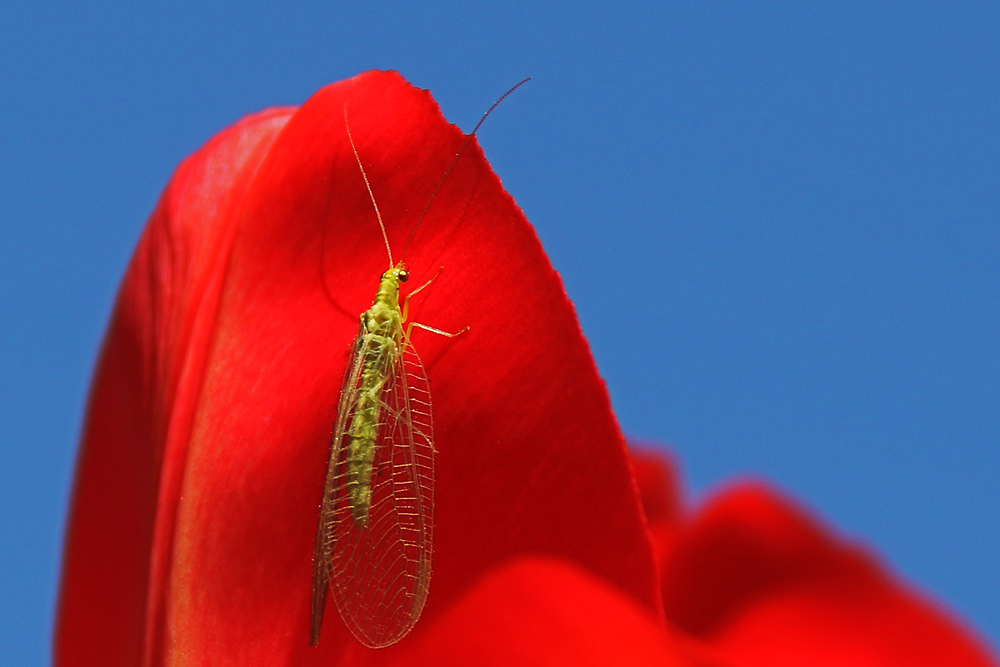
345,271,403,527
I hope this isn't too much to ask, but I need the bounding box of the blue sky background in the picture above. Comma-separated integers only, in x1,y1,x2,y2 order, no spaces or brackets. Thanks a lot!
3,3,998,663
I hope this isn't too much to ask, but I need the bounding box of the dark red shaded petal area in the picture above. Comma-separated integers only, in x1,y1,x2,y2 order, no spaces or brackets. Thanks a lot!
398,557,725,666
639,459,997,667
630,447,682,526
56,105,294,666
57,71,657,664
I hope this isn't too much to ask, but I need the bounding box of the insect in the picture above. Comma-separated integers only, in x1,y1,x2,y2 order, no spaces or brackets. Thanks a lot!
310,79,529,649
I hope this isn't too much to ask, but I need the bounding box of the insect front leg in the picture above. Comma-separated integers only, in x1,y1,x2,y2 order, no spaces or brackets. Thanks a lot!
399,267,469,349
399,267,443,324
405,267,443,299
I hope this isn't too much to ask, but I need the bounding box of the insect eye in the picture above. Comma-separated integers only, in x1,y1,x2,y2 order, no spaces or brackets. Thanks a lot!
398,271,409,282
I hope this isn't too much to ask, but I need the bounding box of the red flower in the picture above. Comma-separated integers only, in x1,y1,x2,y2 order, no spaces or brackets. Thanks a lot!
56,71,995,666
633,450,996,666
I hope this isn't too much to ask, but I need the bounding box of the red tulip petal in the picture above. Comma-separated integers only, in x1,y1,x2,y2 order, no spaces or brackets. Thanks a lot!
399,557,722,667
55,105,294,665
58,71,658,664
630,447,682,526
659,482,996,667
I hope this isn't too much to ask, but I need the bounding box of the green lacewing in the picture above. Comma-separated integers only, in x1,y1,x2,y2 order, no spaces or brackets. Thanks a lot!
310,79,529,649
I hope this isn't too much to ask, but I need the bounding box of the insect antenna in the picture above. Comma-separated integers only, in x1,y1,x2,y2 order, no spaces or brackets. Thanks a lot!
399,77,532,260
344,106,395,268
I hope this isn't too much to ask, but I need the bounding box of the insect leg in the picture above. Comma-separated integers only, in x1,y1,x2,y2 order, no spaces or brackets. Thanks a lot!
399,268,443,324
400,267,469,349
407,322,469,338
406,267,444,299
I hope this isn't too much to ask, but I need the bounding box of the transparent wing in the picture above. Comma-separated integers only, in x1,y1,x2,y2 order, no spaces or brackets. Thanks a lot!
311,321,367,646
312,325,435,648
